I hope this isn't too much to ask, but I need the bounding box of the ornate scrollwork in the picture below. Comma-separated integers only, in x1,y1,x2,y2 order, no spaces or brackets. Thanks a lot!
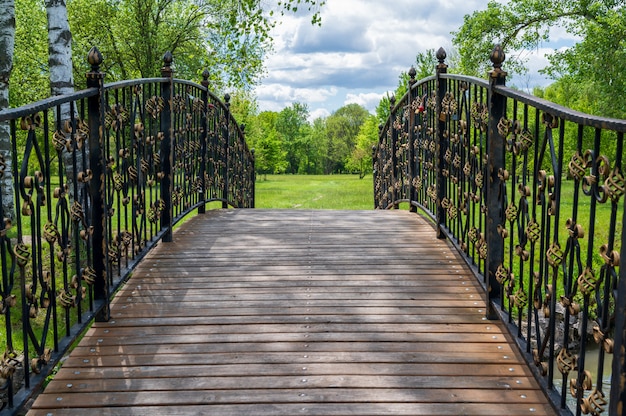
577,267,598,296
146,96,165,119
546,242,564,267
0,352,20,380
557,348,577,375
105,104,129,131
581,389,607,416
495,264,512,285
470,102,488,132
603,167,624,202
511,287,528,309
441,92,458,115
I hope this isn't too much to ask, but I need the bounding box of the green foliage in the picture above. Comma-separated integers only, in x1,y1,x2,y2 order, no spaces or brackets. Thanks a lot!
233,101,371,177
375,50,438,124
12,0,48,106
345,115,379,178
254,111,288,175
9,0,325,100
324,103,369,174
451,0,626,117
66,0,325,89
545,5,626,118
276,102,310,174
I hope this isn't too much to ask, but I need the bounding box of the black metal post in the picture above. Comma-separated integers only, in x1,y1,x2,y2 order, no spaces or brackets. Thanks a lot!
250,148,255,208
435,47,448,237
485,45,506,319
408,66,417,213
372,144,378,209
390,95,398,209
222,94,230,209
160,52,173,241
198,69,209,215
239,123,246,208
610,198,626,413
85,47,109,322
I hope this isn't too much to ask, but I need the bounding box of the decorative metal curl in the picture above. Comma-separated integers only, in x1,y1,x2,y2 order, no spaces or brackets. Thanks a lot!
577,267,598,296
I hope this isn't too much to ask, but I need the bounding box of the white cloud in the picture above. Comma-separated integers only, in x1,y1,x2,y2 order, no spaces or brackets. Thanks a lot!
256,0,575,117
309,108,331,121
345,92,388,113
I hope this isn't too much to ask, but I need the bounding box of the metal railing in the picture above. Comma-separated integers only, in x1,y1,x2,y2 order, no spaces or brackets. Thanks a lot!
374,45,626,416
0,47,254,413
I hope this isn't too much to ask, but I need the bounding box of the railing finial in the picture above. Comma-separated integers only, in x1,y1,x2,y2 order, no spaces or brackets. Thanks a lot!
408,66,417,84
436,47,446,63
201,69,210,88
436,47,448,72
86,47,104,87
87,47,103,72
489,44,507,78
162,51,173,78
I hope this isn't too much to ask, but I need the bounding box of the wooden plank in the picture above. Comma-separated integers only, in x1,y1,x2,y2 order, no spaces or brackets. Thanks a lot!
32,388,549,407
69,341,517,356
78,322,500,335
27,210,556,416
40,375,537,393
27,403,556,416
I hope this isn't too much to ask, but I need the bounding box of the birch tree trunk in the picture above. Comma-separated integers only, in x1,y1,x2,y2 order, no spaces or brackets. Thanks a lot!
45,0,74,98
45,0,81,201
0,0,15,220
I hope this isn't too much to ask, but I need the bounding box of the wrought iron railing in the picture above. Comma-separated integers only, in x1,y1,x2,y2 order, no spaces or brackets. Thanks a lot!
0,48,254,413
374,46,626,416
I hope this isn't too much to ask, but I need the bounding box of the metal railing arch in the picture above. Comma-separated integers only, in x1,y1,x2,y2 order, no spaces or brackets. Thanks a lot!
374,45,626,416
0,47,254,413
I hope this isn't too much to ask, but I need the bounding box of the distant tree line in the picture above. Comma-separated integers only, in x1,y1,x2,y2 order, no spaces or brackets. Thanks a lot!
231,98,379,178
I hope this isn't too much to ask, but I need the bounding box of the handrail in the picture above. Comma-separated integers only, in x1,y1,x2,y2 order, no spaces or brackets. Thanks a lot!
0,47,254,414
0,88,99,122
374,45,626,415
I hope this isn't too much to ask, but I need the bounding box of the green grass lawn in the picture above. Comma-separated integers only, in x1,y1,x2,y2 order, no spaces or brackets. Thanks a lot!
255,174,375,210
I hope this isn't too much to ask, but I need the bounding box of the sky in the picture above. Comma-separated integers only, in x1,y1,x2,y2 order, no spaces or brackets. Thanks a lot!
253,0,578,121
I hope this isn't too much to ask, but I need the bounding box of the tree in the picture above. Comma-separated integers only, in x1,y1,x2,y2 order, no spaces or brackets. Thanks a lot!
0,0,15,217
46,0,74,98
324,103,369,174
303,117,327,174
545,5,626,117
13,0,48,106
68,0,326,89
255,111,287,176
276,102,309,174
452,0,626,117
376,50,438,124
346,115,379,179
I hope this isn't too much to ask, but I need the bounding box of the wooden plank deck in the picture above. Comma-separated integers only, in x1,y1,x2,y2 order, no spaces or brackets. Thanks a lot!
27,209,556,415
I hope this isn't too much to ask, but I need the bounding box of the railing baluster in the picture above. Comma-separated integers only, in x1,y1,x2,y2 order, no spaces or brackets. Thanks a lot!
408,67,417,213
86,47,109,321
222,94,230,209
198,70,210,215
435,48,448,238
611,167,626,413
389,95,398,209
485,45,506,319
160,52,173,242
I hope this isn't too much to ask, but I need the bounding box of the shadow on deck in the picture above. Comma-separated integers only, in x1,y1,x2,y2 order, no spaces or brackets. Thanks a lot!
26,209,556,416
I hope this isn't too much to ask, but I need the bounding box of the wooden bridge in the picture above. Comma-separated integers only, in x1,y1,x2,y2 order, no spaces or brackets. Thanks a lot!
26,209,555,415
2,46,626,416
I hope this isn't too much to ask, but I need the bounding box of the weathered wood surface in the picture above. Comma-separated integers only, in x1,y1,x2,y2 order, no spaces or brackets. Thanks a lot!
28,209,556,415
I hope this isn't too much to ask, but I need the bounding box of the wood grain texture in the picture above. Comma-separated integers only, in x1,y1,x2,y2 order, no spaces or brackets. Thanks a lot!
27,209,556,416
